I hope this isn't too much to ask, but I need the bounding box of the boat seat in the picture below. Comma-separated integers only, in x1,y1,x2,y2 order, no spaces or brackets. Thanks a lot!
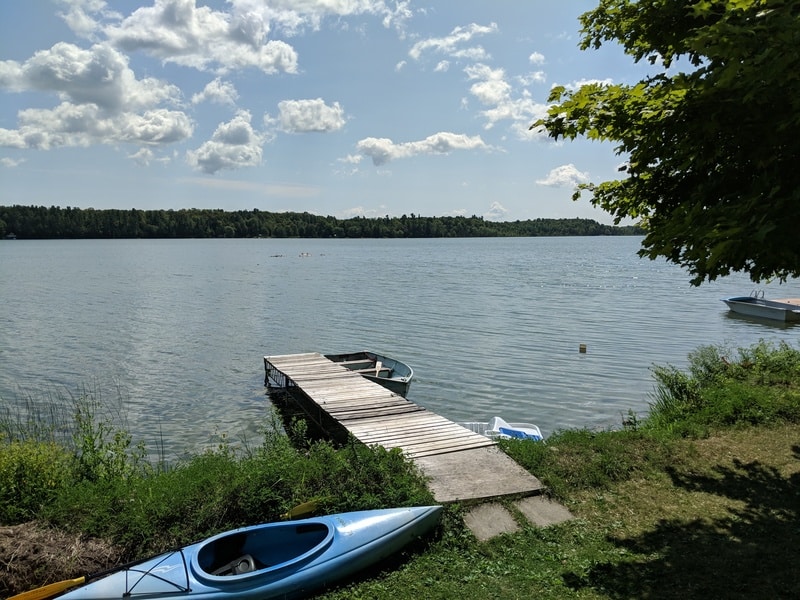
212,554,257,576
335,359,374,367
353,367,392,376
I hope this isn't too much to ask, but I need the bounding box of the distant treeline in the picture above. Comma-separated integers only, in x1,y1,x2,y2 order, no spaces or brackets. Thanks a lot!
0,205,641,239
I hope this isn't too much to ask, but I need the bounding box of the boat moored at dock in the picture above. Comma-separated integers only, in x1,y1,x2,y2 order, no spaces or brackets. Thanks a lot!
324,351,414,397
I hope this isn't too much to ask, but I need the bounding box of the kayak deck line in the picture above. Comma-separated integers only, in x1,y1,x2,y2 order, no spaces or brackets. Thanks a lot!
264,352,542,504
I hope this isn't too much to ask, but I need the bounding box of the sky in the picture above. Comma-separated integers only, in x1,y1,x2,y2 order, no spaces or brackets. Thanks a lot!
0,1,653,223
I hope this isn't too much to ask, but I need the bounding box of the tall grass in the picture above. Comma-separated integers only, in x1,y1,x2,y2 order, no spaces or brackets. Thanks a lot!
0,388,434,559
0,388,74,444
647,340,800,437
1,387,158,525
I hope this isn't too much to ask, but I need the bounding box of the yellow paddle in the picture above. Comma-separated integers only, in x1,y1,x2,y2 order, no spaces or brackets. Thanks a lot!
11,500,324,600
8,576,87,600
281,498,323,520
6,548,172,600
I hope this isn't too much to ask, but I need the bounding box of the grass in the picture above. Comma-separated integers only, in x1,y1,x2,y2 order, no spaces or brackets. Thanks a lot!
2,339,799,598
315,423,799,600
0,400,434,559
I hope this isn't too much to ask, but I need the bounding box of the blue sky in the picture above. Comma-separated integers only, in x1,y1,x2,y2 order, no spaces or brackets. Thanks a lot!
0,1,651,223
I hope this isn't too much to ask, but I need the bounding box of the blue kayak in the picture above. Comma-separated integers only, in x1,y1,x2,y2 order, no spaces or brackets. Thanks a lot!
57,506,442,599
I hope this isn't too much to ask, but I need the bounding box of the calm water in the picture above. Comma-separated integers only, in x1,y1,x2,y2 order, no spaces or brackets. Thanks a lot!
1,237,797,456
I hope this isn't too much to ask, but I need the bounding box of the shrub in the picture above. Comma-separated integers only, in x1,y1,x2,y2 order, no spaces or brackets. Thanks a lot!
71,394,151,482
648,340,800,437
40,419,434,559
648,365,704,431
0,439,73,523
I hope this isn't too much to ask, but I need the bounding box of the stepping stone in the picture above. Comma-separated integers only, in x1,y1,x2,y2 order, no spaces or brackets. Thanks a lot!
464,496,574,541
464,503,519,541
514,495,574,527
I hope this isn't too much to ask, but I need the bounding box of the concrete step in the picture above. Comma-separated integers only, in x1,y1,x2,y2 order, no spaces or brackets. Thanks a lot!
464,496,574,541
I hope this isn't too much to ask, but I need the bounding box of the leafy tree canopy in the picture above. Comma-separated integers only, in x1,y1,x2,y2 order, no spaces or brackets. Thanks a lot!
0,205,639,240
534,0,800,285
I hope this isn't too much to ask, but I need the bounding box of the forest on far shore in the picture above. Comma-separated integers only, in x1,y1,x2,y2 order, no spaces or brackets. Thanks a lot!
0,205,641,240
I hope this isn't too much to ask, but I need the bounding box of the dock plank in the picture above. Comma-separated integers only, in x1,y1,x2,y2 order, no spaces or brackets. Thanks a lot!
264,352,542,503
355,425,480,445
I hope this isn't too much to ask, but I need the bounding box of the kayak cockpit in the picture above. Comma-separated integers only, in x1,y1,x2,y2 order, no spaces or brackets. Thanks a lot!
194,521,333,582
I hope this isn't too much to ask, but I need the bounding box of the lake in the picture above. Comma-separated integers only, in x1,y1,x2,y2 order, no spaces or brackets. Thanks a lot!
1,237,797,457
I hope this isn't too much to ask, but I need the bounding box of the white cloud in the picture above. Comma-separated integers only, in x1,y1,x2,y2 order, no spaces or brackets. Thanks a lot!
233,0,413,35
517,71,546,86
356,131,492,166
484,201,508,221
0,42,180,112
0,157,25,168
484,95,546,128
339,153,363,165
450,46,489,62
465,63,511,105
186,110,264,174
0,41,194,151
120,108,194,144
561,77,614,92
528,51,545,65
465,63,549,137
129,147,154,166
382,1,413,33
341,205,384,218
0,103,192,150
192,78,239,105
409,22,497,61
56,0,118,38
103,0,298,74
536,164,590,187
98,0,412,76
434,60,449,73
273,98,346,133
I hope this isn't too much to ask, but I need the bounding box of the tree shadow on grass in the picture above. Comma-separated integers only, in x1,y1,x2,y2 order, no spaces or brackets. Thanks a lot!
564,444,800,599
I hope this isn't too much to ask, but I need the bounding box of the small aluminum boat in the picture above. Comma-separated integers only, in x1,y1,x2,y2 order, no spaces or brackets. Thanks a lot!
325,351,414,397
722,291,800,323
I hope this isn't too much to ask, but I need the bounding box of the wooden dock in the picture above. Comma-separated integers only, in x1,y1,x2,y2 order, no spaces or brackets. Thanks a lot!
264,352,542,504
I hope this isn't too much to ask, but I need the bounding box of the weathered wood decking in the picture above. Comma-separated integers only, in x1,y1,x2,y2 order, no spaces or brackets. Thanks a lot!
264,352,542,504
